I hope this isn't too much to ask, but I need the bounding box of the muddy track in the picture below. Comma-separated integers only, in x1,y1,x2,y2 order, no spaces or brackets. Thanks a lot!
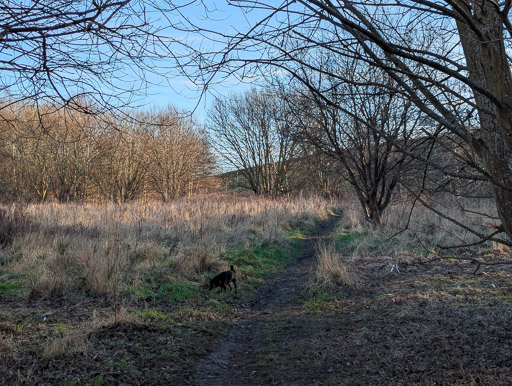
193,215,339,386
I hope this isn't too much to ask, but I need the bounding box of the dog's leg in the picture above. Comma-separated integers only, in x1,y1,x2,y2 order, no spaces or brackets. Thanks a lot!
233,279,237,294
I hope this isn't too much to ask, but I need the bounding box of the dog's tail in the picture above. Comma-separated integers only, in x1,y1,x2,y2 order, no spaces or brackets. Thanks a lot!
230,265,235,272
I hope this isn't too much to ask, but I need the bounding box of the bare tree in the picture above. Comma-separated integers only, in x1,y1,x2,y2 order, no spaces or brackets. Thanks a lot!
43,111,98,202
0,0,190,114
279,59,417,226
185,0,512,244
0,104,47,201
290,145,344,197
145,107,214,201
92,119,150,203
0,103,89,202
0,103,216,203
208,88,299,195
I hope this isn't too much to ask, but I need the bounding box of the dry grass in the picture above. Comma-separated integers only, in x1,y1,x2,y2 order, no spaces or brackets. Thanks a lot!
338,194,510,257
42,328,90,359
319,194,512,291
310,241,357,289
2,194,334,298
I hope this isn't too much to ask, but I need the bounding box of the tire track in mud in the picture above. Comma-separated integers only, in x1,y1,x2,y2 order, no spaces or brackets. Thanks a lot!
193,215,339,386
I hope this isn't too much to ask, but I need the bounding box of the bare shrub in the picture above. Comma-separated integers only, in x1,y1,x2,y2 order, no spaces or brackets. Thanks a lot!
29,259,73,298
339,193,509,259
488,241,512,257
311,241,357,289
339,202,364,233
91,306,140,328
0,330,18,362
83,243,118,295
171,241,227,280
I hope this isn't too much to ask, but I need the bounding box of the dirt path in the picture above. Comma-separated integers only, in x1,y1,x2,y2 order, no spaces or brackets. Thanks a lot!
193,215,339,386
194,215,512,385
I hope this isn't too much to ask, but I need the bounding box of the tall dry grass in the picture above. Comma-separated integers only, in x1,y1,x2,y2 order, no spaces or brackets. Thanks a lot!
309,194,511,290
2,194,334,298
310,241,357,289
338,193,510,258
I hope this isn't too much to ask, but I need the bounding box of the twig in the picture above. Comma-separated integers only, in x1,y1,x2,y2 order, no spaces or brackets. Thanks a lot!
437,229,502,250
420,247,512,274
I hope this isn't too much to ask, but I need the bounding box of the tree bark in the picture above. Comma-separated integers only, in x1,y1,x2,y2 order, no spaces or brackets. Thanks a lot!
455,0,512,240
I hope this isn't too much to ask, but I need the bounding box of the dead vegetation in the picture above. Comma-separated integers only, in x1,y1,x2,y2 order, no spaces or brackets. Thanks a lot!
2,194,331,299
1,194,511,384
337,194,511,259
0,194,335,385
248,252,512,384
220,196,512,385
310,241,358,289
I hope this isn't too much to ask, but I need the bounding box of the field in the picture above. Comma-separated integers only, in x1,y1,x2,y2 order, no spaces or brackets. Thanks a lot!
1,194,512,385
0,194,335,384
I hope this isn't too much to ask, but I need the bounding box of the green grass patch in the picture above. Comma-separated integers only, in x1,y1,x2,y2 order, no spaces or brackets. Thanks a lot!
229,235,304,275
334,231,367,252
139,309,176,322
123,228,308,304
125,282,203,304
156,282,200,302
123,284,155,298
287,228,309,240
334,230,393,257
224,235,305,296
0,268,27,297
302,288,347,313
0,281,23,296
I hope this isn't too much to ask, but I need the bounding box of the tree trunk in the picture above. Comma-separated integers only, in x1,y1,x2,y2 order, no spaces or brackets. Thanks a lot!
455,1,512,240
362,196,382,227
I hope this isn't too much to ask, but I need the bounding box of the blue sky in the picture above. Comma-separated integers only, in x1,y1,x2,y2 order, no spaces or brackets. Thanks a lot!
137,1,275,122
0,1,274,122
133,2,251,121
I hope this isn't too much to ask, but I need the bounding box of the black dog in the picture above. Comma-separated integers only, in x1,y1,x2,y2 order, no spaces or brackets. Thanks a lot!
209,265,237,293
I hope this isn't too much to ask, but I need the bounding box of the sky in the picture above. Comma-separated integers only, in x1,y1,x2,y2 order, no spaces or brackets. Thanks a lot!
0,1,264,123
138,1,269,122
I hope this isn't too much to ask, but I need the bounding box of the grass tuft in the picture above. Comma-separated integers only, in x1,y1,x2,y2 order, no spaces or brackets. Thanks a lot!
310,241,357,290
43,328,90,358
